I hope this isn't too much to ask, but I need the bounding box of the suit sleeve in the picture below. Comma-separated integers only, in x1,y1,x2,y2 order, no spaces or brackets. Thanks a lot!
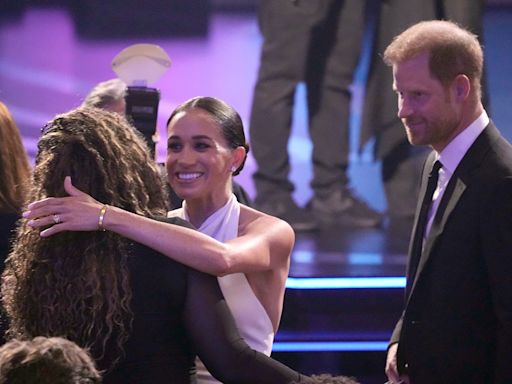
182,268,310,384
389,315,403,346
481,177,512,382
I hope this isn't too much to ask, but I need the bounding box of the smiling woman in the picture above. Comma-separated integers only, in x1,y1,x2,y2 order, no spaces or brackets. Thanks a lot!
165,97,249,223
24,97,296,384
165,97,286,383
166,108,241,212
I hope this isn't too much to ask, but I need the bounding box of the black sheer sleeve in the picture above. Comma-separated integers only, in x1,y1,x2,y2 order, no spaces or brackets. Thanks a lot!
183,269,310,384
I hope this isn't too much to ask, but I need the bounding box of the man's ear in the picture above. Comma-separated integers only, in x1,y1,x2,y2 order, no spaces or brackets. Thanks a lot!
454,74,471,101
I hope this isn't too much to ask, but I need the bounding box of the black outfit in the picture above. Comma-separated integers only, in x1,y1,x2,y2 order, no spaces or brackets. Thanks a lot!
0,211,18,345
390,123,512,383
101,217,304,384
362,0,485,217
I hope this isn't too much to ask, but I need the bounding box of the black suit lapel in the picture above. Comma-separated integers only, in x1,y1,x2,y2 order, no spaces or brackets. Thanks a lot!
409,176,467,296
425,177,466,254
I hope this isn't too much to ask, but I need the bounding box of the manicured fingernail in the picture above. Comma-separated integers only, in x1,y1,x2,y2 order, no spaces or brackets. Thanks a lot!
27,220,35,227
22,210,30,218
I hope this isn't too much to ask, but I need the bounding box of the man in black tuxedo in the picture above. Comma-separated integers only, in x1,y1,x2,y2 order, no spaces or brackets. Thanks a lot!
383,20,512,384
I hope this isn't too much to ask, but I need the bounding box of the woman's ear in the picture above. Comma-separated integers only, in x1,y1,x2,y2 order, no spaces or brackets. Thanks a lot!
231,146,247,172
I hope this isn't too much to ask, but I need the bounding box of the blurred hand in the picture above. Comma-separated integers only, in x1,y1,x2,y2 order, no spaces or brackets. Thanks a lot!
385,343,403,384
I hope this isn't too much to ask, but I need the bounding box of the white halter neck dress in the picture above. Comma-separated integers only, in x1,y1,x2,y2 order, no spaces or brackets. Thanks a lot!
168,194,274,383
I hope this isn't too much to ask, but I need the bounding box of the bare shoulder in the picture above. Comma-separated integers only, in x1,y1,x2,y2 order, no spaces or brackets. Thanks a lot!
239,204,295,245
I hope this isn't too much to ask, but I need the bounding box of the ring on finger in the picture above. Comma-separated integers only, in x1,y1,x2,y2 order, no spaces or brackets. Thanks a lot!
52,214,62,224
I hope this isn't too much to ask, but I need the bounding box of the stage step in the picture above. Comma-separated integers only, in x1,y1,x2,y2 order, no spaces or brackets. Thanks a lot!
273,282,405,384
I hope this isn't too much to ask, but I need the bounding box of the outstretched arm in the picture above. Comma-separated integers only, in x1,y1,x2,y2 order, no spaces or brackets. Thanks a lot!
183,268,309,384
24,177,294,276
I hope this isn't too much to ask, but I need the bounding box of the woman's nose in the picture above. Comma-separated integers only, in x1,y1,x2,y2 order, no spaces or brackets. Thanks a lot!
177,146,196,165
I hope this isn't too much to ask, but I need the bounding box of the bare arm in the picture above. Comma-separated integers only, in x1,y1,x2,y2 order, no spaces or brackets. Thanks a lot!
24,177,294,276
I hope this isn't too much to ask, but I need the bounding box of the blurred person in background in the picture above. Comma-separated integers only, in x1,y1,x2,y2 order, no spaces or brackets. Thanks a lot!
81,78,127,115
0,336,101,384
0,101,31,345
249,0,383,231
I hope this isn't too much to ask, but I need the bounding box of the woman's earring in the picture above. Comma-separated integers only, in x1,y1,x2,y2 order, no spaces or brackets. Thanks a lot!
231,166,237,173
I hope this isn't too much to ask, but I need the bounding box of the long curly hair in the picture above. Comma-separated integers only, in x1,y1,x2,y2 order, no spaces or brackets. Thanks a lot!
2,107,167,369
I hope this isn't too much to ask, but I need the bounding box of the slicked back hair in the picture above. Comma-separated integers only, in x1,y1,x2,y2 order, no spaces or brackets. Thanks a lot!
167,96,250,176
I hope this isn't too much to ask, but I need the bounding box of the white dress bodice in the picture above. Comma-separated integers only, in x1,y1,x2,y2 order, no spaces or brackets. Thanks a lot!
168,194,274,383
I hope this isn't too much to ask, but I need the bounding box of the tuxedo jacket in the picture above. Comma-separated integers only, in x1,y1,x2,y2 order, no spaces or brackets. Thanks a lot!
390,123,512,383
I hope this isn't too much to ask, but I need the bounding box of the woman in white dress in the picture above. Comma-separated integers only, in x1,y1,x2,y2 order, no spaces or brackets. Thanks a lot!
24,97,294,383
